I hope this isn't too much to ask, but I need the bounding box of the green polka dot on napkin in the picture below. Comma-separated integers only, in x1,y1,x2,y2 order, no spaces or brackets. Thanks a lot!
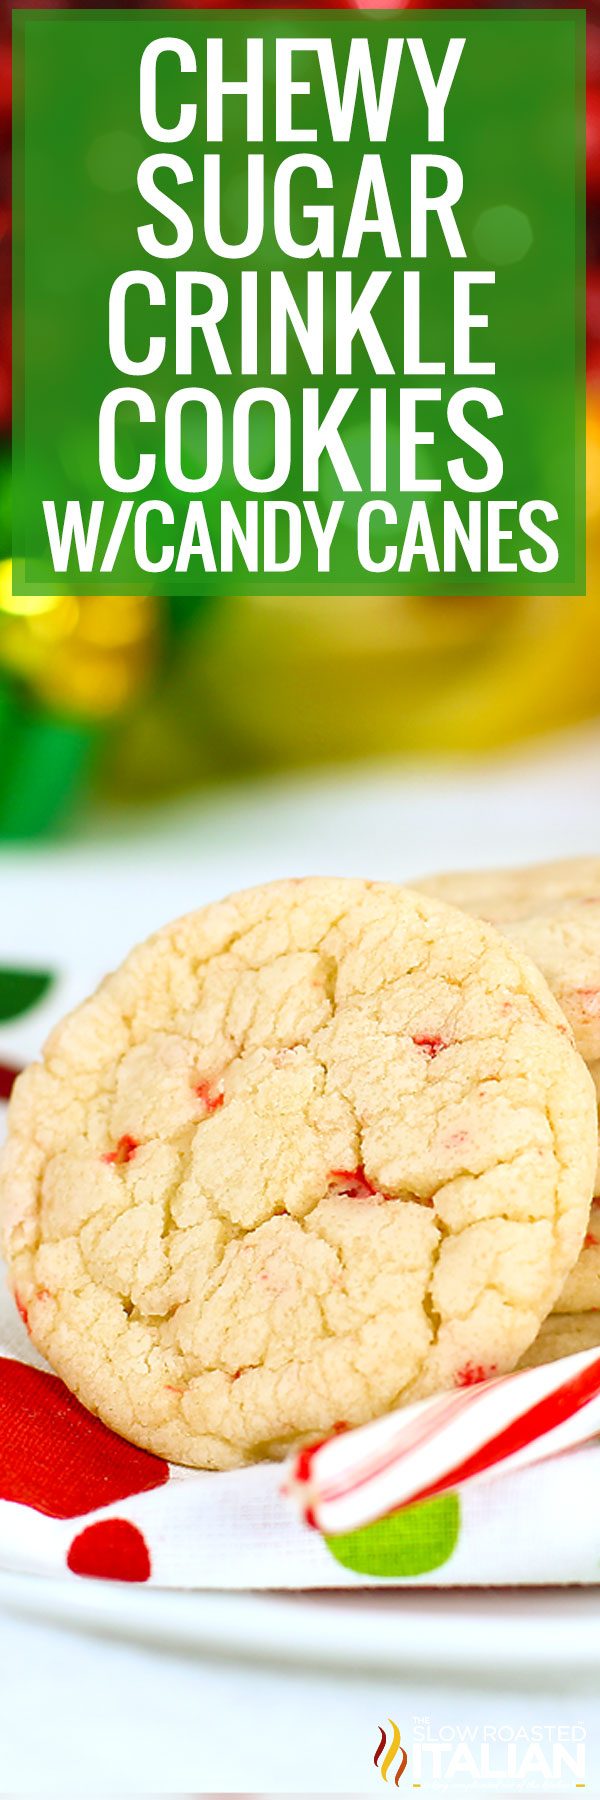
325,1492,460,1578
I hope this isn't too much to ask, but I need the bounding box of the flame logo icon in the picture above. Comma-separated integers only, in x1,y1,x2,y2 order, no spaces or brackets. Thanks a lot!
374,1719,408,1785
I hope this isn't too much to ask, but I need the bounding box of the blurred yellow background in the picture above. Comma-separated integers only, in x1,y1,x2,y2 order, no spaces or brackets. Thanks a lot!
0,395,597,833
104,398,600,804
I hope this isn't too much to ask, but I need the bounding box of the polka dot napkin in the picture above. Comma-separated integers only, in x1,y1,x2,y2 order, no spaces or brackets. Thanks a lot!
1,962,600,1589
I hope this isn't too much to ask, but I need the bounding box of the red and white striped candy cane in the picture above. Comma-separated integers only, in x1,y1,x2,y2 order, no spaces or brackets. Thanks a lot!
284,1349,600,1536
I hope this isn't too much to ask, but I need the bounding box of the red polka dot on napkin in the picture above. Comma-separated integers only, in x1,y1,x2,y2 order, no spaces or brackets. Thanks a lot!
67,1519,152,1583
0,1357,169,1518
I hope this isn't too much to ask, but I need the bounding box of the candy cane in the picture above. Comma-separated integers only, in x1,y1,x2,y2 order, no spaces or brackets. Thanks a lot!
284,1349,600,1536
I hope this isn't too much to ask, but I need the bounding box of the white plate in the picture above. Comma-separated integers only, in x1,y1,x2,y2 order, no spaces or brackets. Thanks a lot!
1,1571,600,1688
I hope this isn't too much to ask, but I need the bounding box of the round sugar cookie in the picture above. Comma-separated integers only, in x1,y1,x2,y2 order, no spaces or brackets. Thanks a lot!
519,1309,600,1370
417,858,600,1308
1,876,596,1470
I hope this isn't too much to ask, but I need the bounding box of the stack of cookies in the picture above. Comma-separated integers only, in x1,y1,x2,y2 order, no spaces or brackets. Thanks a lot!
0,870,598,1471
418,859,600,1375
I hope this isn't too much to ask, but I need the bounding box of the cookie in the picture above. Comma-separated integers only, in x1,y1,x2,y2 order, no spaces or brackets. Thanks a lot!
560,1197,600,1311
519,1309,600,1370
1,877,596,1470
418,858,600,1063
418,858,600,1309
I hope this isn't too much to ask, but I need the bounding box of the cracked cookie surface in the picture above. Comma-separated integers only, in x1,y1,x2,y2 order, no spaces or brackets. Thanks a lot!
418,858,600,1311
0,876,596,1469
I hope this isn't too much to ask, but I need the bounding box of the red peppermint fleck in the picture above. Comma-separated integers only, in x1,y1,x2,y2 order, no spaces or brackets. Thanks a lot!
0,1358,169,1518
329,1166,379,1201
445,1129,468,1152
413,1034,446,1058
571,988,600,1012
67,1519,151,1584
103,1134,139,1166
585,1232,599,1250
195,1079,224,1114
455,1362,495,1389
16,1288,52,1329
